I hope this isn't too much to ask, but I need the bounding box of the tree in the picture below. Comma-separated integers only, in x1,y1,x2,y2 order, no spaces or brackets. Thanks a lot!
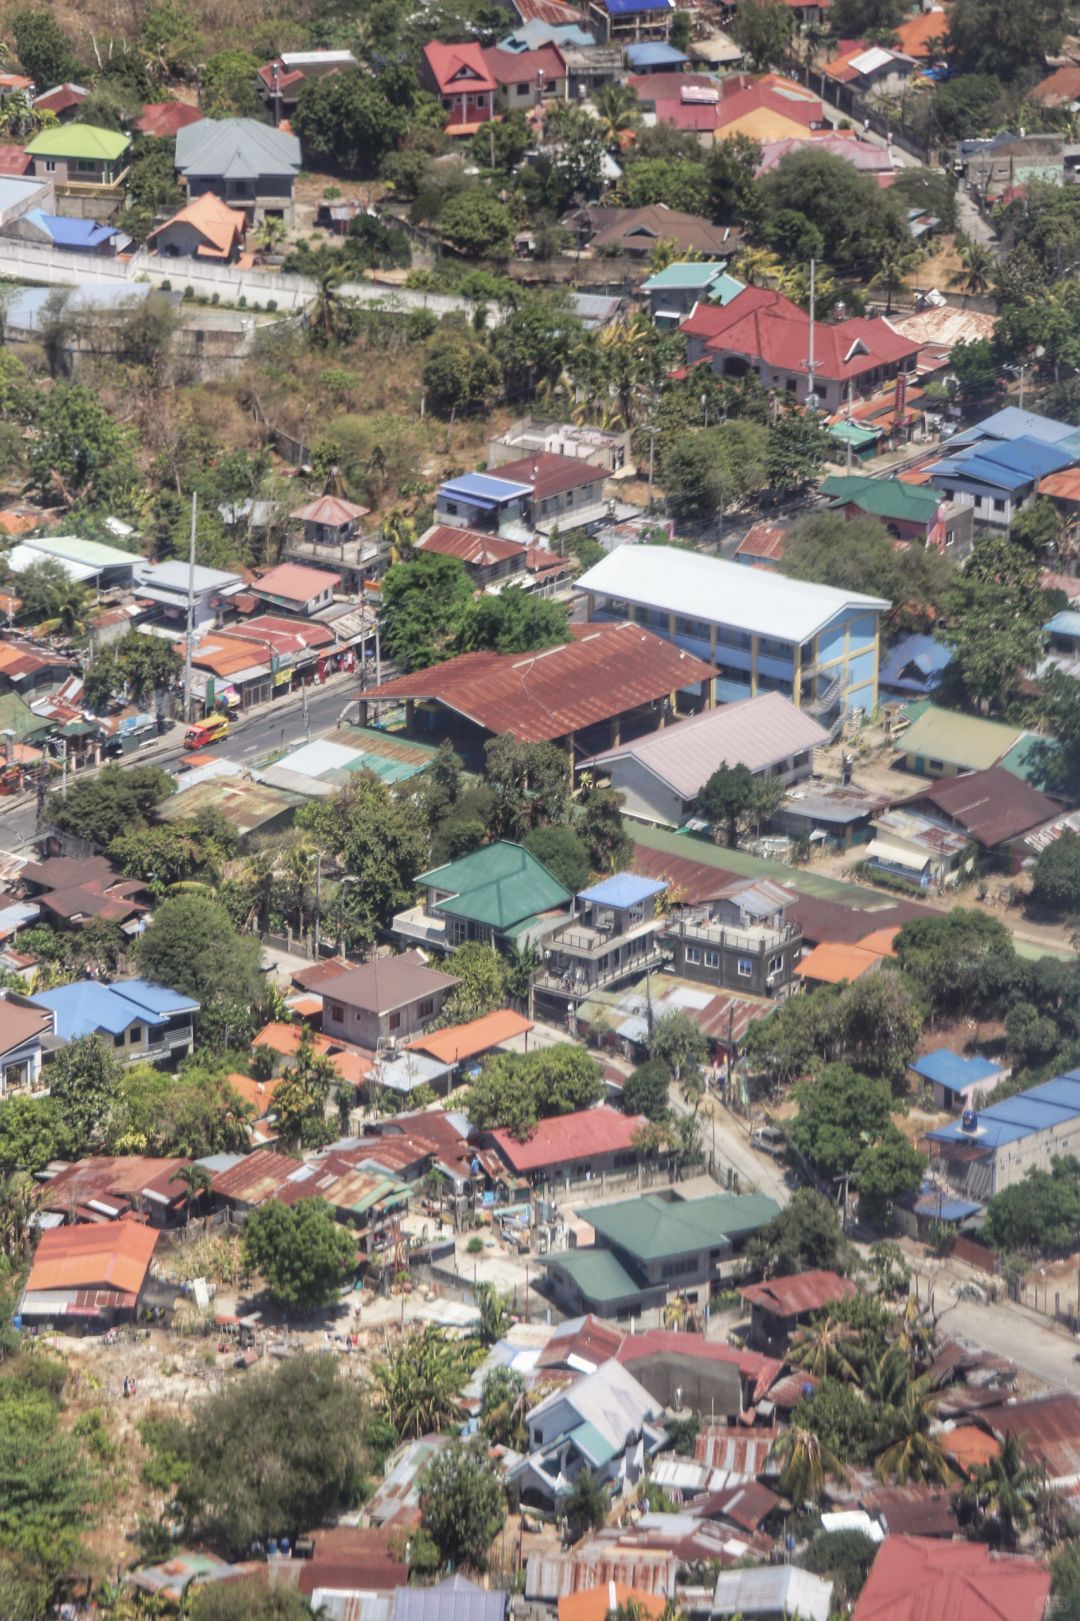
950,236,996,296
662,421,770,522
840,971,924,1091
136,892,264,1008
790,1063,896,1181
802,1529,879,1605
0,1359,95,1588
422,332,502,417
794,1380,879,1464
108,1061,253,1158
472,110,529,173
854,1129,925,1227
942,534,1049,713
294,70,410,174
170,1354,368,1555
758,149,906,279
649,1011,708,1096
14,559,88,634
956,1432,1038,1547
829,0,905,38
480,1365,527,1445
477,1281,512,1348
523,825,591,893
746,1188,848,1276
48,1034,122,1152
577,781,633,874
200,50,261,118
29,383,139,512
372,1324,469,1437
190,1582,316,1621
707,134,761,225
82,631,180,711
766,411,827,492
788,1313,864,1383
983,1156,1080,1253
272,1025,339,1150
436,941,513,1026
484,733,569,839
893,910,1021,1022
420,1439,505,1569
242,1198,355,1310
875,1380,954,1484
564,1468,609,1538
698,761,783,847
0,1095,73,1175
542,101,606,200
594,81,643,151
731,0,796,68
620,157,709,216
1032,831,1080,915
440,190,514,259
1011,497,1060,558
948,0,1067,80
454,588,568,656
298,775,429,949
622,1058,670,1122
771,1426,846,1506
171,1162,211,1226
467,1045,603,1137
12,11,80,88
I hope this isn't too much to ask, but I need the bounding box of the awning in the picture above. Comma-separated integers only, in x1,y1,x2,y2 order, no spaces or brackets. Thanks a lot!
865,837,929,872
829,420,881,447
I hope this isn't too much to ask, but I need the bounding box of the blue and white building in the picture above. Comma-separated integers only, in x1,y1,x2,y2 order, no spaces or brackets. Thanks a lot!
928,407,1080,528
434,471,533,535
576,545,889,717
27,978,199,1065
926,1068,1080,1200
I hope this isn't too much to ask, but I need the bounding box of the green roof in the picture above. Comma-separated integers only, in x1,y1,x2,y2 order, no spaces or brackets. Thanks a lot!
0,691,51,742
26,124,130,161
585,1191,780,1262
820,473,939,523
568,1421,620,1469
27,534,137,568
899,705,1024,772
827,422,880,447
417,841,571,931
542,1246,643,1306
997,729,1062,791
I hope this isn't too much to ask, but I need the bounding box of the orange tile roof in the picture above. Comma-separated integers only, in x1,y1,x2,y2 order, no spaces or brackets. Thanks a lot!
26,1221,158,1296
225,1071,284,1117
191,638,267,677
894,8,949,56
253,1021,373,1086
560,1589,667,1621
408,1008,533,1066
795,940,884,983
147,191,245,257
941,1425,1001,1472
855,926,899,956
1039,469,1080,503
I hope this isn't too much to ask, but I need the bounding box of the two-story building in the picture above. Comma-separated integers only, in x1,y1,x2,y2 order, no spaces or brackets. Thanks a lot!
257,49,358,123
416,525,528,591
420,42,498,135
641,262,743,327
483,45,567,111
927,434,1077,529
173,117,302,223
393,842,573,956
253,561,341,617
819,474,974,560
0,998,50,1096
666,879,802,998
534,873,670,1014
285,494,377,591
434,452,608,538
577,546,889,716
25,125,131,201
134,559,243,632
319,951,459,1052
25,979,199,1065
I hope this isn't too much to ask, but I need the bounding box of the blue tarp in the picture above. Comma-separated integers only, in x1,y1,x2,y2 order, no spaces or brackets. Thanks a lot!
578,873,666,908
26,209,118,249
438,472,532,507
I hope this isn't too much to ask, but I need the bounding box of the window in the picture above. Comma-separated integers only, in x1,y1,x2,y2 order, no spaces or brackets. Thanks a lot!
517,82,529,94
704,950,719,968
389,1011,402,1031
444,500,458,516
76,159,98,173
330,1004,344,1024
928,758,944,772
44,159,56,172
992,497,1007,514
419,998,434,1017
685,946,701,964
565,490,574,507
114,1033,125,1049
129,1025,142,1045
737,957,753,977
793,751,808,769
768,955,783,976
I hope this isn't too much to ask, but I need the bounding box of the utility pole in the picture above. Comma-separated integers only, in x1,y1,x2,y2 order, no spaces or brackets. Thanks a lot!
645,422,657,514
183,491,197,725
846,378,854,474
806,256,817,412
314,850,321,958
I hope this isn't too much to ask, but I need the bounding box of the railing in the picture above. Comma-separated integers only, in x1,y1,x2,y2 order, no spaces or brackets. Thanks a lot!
536,943,669,994
669,918,800,955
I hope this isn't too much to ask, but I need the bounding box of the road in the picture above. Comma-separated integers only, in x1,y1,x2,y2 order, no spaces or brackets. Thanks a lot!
0,673,365,854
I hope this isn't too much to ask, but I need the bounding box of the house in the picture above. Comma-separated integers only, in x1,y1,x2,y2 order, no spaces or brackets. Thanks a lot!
568,202,738,259
712,1567,834,1621
26,978,199,1064
319,951,459,1051
489,419,631,477
0,998,50,1096
416,525,528,590
18,1221,160,1327
0,171,54,228
1033,63,1080,109
394,1575,506,1621
682,286,921,413
755,131,896,181
17,854,148,933
893,8,948,60
640,72,824,146
877,634,952,701
587,0,674,44
485,1104,650,1185
911,1049,1006,1112
616,1328,783,1417
358,623,721,771
641,262,743,326
819,473,973,557
257,50,358,121
577,546,889,715
289,494,371,552
852,1536,1050,1621
34,1154,192,1225
889,767,1060,861
583,692,828,828
25,124,130,192
13,209,126,254
34,82,89,120
559,1589,665,1621
407,1009,532,1073
927,434,1077,529
433,470,533,535
543,1190,780,1319
626,40,688,73
146,191,247,261
134,101,204,137
926,1068,1080,1200
734,520,787,568
253,562,340,616
667,878,802,997
435,452,608,536
394,840,572,955
740,1269,856,1349
823,43,915,100
483,44,567,110
795,931,896,988
420,42,498,135
134,559,244,631
960,132,1065,203
509,1357,665,1510
863,805,972,887
174,117,302,222
534,873,670,1009
894,706,1026,780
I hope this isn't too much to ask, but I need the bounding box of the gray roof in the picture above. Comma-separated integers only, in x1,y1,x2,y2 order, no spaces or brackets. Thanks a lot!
174,117,301,180
134,560,243,594
527,1357,662,1451
584,691,829,799
712,1566,834,1621
393,1575,506,1621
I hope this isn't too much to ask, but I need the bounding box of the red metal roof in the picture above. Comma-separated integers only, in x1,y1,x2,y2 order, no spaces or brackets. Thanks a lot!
853,1536,1050,1621
419,525,525,567
290,495,369,526
422,40,497,95
34,82,87,114
487,1105,649,1173
617,1331,783,1396
695,1425,780,1474
361,622,718,744
135,101,203,136
741,1268,856,1318
984,1391,1080,1480
483,44,566,85
683,286,920,384
495,450,605,501
255,562,341,603
860,1483,962,1538
0,145,32,175
538,1313,625,1371
26,1220,159,1296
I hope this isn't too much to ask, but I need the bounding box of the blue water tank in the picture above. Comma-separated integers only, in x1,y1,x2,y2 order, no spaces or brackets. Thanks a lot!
961,1109,978,1133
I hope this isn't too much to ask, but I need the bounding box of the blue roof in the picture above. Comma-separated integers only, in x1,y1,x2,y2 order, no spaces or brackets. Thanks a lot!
911,1048,1001,1094
949,407,1078,448
625,41,688,65
26,209,118,249
28,977,197,1040
930,454,1031,492
604,0,674,13
111,978,199,1017
438,473,532,511
577,873,667,908
969,435,1075,478
878,634,952,692
1046,610,1080,639
912,1190,981,1222
981,1095,1074,1131
1020,1077,1080,1110
927,1117,1031,1148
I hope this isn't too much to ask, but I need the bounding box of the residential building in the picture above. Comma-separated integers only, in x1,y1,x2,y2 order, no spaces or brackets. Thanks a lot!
565,201,738,259
146,191,247,261
755,131,897,181
960,131,1065,202
666,878,802,997
319,951,459,1051
911,1049,1007,1113
888,768,1059,863
509,1357,665,1510
500,18,595,51
852,1536,1050,1621
927,433,1076,528
625,40,688,72
12,532,139,593
420,42,498,134
485,1105,651,1185
823,43,915,100
256,50,358,122
0,171,55,228
26,978,199,1064
877,633,953,701
587,0,674,43
741,1269,856,1350
359,622,721,771
19,1222,160,1327
394,1575,506,1621
894,705,1026,779
12,209,126,254
616,1329,783,1418
34,1154,192,1225
435,451,608,536
285,494,377,588
641,262,743,326
638,72,825,147
926,1068,1080,1200
542,1190,780,1318
433,470,533,535
583,692,828,828
0,999,50,1095
174,117,302,221
864,802,975,887
134,101,204,137
34,82,89,121
134,559,244,631
489,419,631,477
407,1009,532,1075
534,873,670,1008
893,8,949,59
483,44,567,109
253,561,340,616
819,473,974,558
712,1567,834,1621
734,519,787,568
290,494,370,549
416,525,528,590
25,124,130,194
682,286,921,413
17,854,149,933
795,931,897,988
559,1590,665,1621
396,841,571,955
577,546,889,714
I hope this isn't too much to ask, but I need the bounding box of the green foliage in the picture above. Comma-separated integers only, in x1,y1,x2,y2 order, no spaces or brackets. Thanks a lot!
190,1581,317,1621
708,134,762,225
793,1383,878,1465
620,157,709,215
170,1354,369,1555
200,49,261,117
649,1010,708,1092
542,101,607,201
577,781,633,873
108,1060,253,1157
435,941,514,1026
440,190,514,259
29,383,140,513
0,1352,95,1592
12,10,80,87
766,411,827,494
467,1044,603,1137
373,1323,469,1437
984,1155,1080,1253
0,1096,73,1176
1032,830,1080,915
746,1187,848,1276
13,559,88,633
420,1438,505,1569
484,733,570,839
941,535,1049,713
893,909,1022,1022
297,775,429,949
564,1468,609,1538
294,69,411,174
784,511,954,632
423,331,502,416
948,0,1067,80
622,1058,671,1122
523,824,591,893
731,0,796,68
45,761,173,848
758,148,906,279
480,1365,527,1445
455,588,569,657
698,761,785,847
48,1034,123,1154
242,1198,356,1309
662,420,770,522
82,630,180,712
136,891,264,1009
802,1528,879,1603
790,1062,894,1177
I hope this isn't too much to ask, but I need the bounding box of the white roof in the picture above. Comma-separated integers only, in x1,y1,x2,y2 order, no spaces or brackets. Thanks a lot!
584,691,829,799
134,560,243,594
6,544,98,584
528,1357,661,1452
850,44,904,72
577,546,889,644
712,1566,833,1621
281,50,357,66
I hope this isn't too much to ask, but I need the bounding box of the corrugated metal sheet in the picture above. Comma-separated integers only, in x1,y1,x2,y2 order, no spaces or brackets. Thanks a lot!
525,1547,676,1601
695,1426,780,1474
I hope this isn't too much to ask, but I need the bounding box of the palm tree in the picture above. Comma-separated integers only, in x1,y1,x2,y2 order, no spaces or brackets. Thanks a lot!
252,213,288,261
594,81,642,152
648,236,702,274
170,1163,212,1227
788,1313,864,1383
771,1426,847,1507
870,240,921,313
875,1380,955,1485
475,1281,512,1347
736,245,783,288
956,1433,1039,1547
951,237,995,297
861,1343,911,1409
306,248,353,346
373,1324,468,1437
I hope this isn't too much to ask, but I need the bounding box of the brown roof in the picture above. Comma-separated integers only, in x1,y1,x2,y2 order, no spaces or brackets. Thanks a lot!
290,956,356,992
361,622,718,744
495,451,605,501
290,495,370,526
982,1390,1080,1479
320,950,458,1015
693,1479,782,1532
741,1269,856,1318
39,1155,190,1217
538,1313,625,1371
893,767,1060,847
294,1527,408,1595
0,145,31,174
255,562,341,603
1033,62,1080,104
419,525,525,567
26,1220,159,1296
147,191,245,257
588,204,736,258
20,855,117,891
135,100,204,136
0,998,51,1056
734,521,786,564
860,1483,962,1538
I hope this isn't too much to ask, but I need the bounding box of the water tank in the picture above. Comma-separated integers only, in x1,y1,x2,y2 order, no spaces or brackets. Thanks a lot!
961,1108,978,1133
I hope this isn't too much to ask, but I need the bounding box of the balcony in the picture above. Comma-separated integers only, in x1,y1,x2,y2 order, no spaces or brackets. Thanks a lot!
392,905,448,950
668,917,801,956
536,936,670,999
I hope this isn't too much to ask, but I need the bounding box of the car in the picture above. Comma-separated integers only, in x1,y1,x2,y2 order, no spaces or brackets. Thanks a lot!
751,1125,786,1157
